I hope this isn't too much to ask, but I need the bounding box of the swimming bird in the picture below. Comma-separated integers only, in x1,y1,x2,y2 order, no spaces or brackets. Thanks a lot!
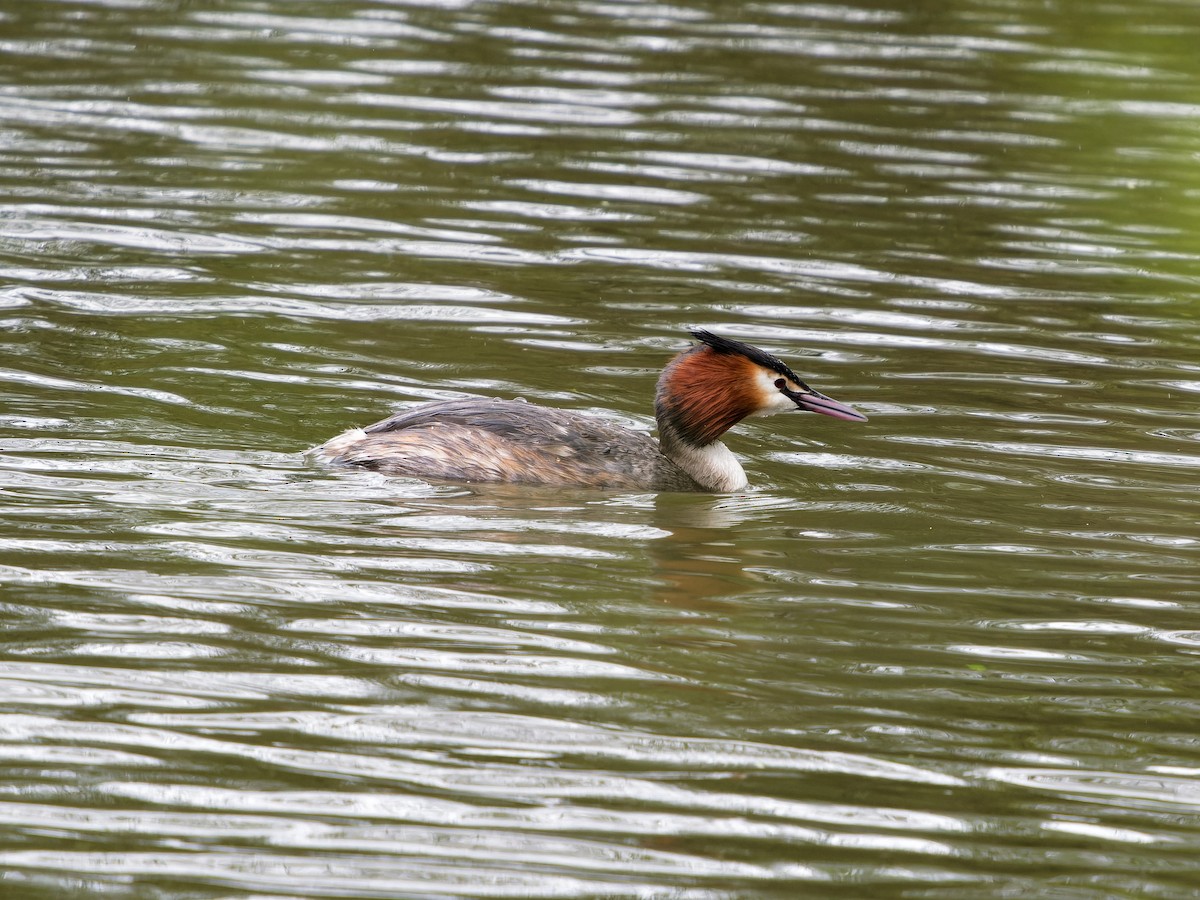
316,330,867,492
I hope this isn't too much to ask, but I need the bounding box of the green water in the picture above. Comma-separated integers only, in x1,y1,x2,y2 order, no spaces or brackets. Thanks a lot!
2,0,1200,897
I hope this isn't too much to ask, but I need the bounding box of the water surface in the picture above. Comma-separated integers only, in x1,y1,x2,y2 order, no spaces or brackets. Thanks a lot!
2,0,1200,897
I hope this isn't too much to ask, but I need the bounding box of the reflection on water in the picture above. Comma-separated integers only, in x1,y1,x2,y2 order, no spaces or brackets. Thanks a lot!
3,0,1200,897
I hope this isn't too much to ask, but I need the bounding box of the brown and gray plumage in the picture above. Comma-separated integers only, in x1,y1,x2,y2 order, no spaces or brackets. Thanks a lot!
315,331,867,492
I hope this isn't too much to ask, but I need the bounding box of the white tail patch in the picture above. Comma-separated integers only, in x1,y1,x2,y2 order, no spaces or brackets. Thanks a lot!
314,427,370,458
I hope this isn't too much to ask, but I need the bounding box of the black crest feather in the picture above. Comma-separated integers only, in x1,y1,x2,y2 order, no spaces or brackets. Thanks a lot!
689,329,804,386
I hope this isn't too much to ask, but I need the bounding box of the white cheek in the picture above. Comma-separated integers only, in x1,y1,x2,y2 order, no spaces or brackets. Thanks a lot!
750,370,797,417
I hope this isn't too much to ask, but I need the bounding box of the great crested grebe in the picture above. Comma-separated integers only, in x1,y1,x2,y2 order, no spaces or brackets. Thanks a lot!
316,330,867,492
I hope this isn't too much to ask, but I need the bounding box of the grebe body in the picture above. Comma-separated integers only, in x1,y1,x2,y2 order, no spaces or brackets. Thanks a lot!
316,331,866,492
320,397,702,491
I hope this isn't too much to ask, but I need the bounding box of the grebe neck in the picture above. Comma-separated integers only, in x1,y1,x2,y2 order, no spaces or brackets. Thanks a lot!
653,341,763,492
657,421,749,492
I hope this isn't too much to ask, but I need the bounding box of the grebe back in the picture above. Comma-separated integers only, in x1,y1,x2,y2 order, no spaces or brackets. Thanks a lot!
316,330,867,492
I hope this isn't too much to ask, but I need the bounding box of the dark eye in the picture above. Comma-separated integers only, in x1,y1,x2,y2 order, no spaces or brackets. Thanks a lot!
774,378,786,389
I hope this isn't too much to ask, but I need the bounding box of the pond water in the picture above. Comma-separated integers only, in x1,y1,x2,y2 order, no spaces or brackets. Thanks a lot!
2,0,1200,897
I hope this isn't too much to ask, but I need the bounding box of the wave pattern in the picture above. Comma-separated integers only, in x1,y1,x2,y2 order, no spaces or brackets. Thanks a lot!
2,0,1200,897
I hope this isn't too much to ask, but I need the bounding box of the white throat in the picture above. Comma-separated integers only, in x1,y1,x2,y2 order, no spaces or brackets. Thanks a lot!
664,439,748,492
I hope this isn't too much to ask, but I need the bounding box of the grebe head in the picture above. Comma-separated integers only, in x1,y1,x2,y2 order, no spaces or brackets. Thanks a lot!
655,330,867,449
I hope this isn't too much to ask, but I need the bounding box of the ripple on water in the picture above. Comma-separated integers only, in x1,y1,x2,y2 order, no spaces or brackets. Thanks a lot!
3,0,1200,896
